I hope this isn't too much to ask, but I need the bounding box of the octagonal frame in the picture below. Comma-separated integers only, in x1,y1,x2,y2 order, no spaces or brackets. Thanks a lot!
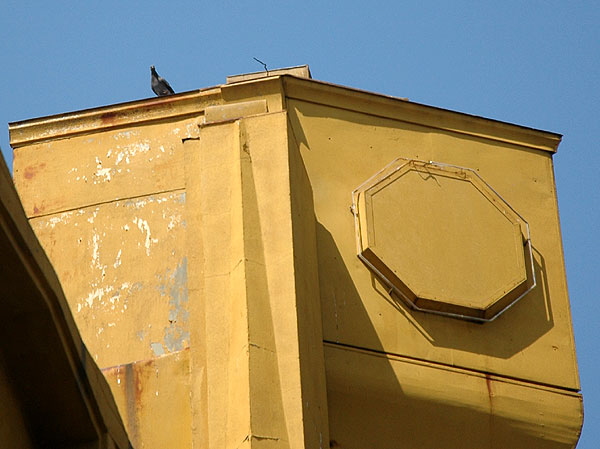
351,158,536,323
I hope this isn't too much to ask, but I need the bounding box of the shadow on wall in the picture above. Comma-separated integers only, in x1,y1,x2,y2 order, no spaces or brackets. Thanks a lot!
377,246,554,359
316,223,552,449
288,99,564,447
290,100,554,361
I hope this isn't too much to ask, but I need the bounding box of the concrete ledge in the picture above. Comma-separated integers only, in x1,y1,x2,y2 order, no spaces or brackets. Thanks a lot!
325,343,583,449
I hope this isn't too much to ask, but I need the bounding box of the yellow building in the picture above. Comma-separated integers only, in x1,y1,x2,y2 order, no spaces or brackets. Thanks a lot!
7,66,583,448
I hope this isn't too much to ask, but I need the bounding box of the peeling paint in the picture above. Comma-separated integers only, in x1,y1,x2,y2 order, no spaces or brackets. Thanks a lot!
186,122,198,136
119,192,185,209
167,213,183,230
174,192,186,204
124,198,147,208
84,287,108,309
95,167,112,182
133,217,158,256
114,249,122,268
46,214,67,229
91,233,101,268
94,156,112,183
77,281,141,313
151,342,165,356
86,208,99,224
112,130,139,141
42,208,87,229
33,188,188,369
75,175,89,183
114,140,151,165
156,258,190,352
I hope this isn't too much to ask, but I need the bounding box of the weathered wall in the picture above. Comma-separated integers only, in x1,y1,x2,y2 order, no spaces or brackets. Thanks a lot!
9,72,583,449
12,102,200,449
19,120,192,368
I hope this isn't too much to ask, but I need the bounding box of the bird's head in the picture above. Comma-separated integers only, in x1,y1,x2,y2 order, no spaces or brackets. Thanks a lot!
150,65,156,72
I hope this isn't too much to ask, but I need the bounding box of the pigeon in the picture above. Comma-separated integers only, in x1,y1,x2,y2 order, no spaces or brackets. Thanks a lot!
150,65,175,96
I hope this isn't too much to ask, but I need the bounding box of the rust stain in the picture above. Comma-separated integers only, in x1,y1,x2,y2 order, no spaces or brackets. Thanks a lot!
485,373,495,441
100,112,119,125
119,357,161,448
124,363,142,447
485,374,491,390
23,162,46,180
95,93,185,126
485,373,495,415
32,203,45,215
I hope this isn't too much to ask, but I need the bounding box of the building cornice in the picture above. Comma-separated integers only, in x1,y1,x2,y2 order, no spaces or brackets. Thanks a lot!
9,88,222,148
282,76,562,153
9,74,561,154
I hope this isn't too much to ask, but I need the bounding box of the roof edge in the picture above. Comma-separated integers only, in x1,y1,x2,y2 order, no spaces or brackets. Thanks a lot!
282,75,562,153
9,88,222,148
9,73,562,154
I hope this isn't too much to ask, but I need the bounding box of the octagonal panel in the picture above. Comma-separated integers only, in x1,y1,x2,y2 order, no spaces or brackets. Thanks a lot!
352,158,535,322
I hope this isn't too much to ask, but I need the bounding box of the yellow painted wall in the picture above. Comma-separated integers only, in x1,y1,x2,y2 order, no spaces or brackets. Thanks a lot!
10,70,583,448
287,96,578,388
103,350,192,449
15,118,194,367
282,77,582,446
12,104,201,449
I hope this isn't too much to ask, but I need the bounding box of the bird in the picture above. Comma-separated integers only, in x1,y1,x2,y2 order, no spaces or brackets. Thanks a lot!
150,65,175,96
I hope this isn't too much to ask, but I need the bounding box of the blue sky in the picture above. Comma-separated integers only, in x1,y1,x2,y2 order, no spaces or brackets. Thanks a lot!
1,1,598,445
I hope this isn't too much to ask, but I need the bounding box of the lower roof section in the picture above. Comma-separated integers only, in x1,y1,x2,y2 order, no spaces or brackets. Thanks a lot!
325,342,582,449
